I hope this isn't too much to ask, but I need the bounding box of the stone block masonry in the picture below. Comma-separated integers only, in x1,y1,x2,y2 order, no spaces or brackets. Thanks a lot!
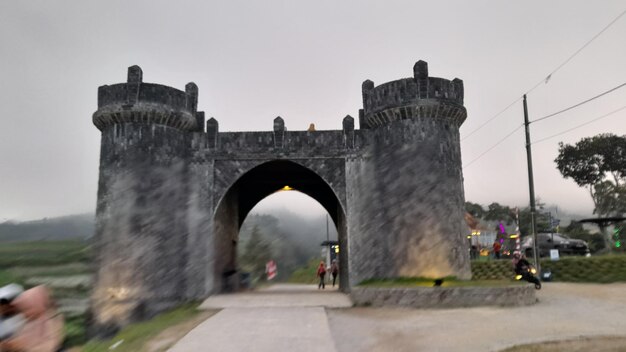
350,285,536,308
90,60,472,333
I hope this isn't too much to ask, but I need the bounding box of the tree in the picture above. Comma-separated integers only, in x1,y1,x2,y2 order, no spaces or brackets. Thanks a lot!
555,134,626,217
484,203,514,225
464,202,485,219
240,225,273,283
518,207,550,237
564,220,605,253
238,213,330,281
593,181,626,217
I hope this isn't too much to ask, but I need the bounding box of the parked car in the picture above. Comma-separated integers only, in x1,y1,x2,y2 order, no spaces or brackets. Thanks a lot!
521,233,590,258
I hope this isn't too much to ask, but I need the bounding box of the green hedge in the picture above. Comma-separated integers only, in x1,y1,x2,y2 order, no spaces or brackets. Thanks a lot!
472,255,626,283
471,260,513,280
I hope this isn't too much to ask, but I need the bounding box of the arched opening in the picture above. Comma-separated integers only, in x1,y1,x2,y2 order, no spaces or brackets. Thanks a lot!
212,160,348,292
237,191,338,285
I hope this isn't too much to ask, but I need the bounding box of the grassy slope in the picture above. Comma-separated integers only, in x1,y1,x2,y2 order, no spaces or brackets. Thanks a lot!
287,258,323,284
82,304,202,352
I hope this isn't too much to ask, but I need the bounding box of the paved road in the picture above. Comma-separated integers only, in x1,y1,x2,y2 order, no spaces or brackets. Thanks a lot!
329,282,626,352
169,282,626,352
169,284,350,352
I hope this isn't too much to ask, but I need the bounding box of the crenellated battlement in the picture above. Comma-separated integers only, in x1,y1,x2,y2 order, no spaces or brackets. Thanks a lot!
361,60,466,128
93,66,203,131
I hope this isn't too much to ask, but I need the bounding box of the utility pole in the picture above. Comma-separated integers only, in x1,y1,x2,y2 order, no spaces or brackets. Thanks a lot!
326,214,331,276
523,94,540,273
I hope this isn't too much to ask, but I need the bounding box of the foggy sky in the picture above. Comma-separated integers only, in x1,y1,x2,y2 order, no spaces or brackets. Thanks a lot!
1,1,625,221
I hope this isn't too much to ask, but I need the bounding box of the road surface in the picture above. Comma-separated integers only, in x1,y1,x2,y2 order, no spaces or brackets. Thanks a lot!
169,283,626,352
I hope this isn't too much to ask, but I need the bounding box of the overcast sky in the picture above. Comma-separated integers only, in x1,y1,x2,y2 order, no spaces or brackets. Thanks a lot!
1,1,625,221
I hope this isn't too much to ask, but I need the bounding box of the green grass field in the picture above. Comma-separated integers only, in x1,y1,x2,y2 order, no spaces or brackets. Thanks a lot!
0,240,90,268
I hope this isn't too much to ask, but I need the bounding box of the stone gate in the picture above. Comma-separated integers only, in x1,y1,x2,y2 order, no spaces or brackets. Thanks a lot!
90,60,471,331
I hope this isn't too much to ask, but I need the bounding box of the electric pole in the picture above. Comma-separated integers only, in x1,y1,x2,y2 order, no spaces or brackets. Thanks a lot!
326,214,331,275
523,94,540,273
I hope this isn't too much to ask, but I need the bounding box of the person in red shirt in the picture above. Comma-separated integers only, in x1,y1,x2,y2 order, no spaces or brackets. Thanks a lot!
493,240,502,260
317,261,326,289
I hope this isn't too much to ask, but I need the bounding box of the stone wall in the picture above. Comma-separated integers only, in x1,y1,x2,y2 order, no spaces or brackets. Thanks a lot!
351,285,537,308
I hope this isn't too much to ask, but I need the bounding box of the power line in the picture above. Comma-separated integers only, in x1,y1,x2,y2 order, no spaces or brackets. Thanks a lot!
461,97,522,141
524,8,626,96
463,124,524,169
530,82,626,124
532,105,626,145
462,8,626,141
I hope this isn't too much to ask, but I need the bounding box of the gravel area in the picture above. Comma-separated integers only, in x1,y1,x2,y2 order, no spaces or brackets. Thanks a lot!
327,282,626,352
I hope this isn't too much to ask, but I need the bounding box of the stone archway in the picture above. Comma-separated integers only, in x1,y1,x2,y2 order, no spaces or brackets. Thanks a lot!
212,160,349,292
90,61,472,332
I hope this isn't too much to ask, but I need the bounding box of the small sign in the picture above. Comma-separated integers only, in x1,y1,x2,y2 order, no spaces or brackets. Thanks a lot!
550,249,559,261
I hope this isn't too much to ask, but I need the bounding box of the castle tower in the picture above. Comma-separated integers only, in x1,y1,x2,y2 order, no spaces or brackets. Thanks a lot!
347,60,470,284
90,66,203,333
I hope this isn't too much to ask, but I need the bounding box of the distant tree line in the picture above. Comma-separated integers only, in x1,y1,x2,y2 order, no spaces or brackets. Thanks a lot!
237,211,335,284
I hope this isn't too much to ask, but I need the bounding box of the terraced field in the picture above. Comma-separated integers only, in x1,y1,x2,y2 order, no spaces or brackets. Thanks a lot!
0,240,92,346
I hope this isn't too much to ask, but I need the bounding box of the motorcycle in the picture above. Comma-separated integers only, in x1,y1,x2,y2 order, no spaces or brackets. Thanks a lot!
515,264,542,290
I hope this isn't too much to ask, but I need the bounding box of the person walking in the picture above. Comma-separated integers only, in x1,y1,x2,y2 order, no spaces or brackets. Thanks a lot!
330,260,339,287
0,285,65,352
493,240,502,260
317,261,326,290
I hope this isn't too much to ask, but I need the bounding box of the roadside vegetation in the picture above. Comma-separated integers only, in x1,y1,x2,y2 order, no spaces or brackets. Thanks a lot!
287,258,324,284
472,254,626,283
82,303,208,352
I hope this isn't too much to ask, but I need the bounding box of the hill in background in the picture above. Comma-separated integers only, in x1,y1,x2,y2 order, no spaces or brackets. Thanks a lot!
0,213,95,242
